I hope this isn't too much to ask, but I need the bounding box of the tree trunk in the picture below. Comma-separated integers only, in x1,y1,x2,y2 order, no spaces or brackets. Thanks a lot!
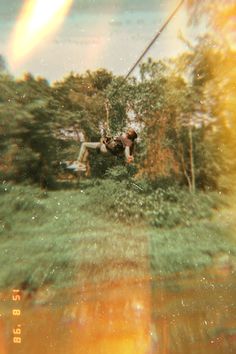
179,142,192,192
189,125,195,193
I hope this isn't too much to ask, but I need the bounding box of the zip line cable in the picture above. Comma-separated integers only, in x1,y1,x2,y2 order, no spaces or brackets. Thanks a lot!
110,0,185,98
124,0,185,80
104,0,185,133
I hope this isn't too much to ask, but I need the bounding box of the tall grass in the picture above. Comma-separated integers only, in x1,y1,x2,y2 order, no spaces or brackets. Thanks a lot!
0,181,235,293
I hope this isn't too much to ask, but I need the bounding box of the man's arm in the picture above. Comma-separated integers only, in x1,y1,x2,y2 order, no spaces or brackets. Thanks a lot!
125,146,134,163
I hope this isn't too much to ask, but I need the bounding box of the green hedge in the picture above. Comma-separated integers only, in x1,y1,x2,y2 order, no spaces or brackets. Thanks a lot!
83,178,223,228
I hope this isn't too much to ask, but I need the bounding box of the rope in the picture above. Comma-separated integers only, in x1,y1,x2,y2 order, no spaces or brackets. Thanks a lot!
111,0,185,97
124,0,185,80
104,0,185,131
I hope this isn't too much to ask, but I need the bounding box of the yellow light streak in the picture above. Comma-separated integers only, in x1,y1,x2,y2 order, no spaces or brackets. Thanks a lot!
9,0,73,68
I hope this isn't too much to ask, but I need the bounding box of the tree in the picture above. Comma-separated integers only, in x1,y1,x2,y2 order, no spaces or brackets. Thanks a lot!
0,74,60,187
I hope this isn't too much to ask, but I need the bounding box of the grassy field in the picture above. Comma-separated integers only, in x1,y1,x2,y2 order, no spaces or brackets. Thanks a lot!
0,181,236,293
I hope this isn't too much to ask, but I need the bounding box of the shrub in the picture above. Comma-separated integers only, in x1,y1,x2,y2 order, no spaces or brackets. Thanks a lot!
84,179,223,228
105,165,137,181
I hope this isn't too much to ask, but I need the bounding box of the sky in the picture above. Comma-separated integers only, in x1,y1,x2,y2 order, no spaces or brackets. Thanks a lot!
0,0,200,82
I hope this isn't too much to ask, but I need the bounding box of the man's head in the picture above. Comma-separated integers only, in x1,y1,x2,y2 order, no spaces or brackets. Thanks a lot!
127,128,138,141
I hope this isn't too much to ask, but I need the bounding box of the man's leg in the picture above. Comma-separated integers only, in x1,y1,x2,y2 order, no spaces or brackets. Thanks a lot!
78,142,101,162
67,142,108,172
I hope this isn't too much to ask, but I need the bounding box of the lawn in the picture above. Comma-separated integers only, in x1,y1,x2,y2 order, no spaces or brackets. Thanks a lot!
0,182,236,292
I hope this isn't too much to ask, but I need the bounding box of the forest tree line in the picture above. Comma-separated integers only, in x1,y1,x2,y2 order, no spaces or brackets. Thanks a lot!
0,0,235,191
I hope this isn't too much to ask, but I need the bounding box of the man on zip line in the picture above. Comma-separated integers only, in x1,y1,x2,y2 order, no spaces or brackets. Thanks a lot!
64,0,184,174
66,127,138,172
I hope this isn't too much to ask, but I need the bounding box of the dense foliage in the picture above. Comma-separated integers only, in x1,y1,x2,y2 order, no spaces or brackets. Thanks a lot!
82,178,223,228
1,0,236,190
1,36,235,191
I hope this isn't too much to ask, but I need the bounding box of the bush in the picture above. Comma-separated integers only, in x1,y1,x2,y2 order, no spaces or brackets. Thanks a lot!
105,165,137,180
88,150,122,178
84,179,223,228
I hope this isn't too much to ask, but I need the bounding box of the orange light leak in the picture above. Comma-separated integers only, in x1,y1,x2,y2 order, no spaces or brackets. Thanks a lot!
9,0,73,68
